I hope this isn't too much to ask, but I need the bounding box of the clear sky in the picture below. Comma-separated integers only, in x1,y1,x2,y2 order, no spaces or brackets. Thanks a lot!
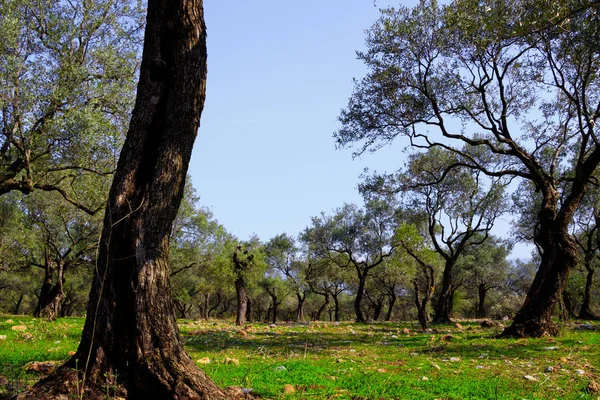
189,0,532,259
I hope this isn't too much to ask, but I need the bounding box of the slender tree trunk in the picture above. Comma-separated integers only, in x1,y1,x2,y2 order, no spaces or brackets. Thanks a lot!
270,294,278,324
477,284,488,319
354,271,367,323
315,291,330,321
385,293,396,321
433,259,454,323
235,278,248,326
501,215,579,337
295,291,306,321
372,297,383,321
333,293,341,322
579,264,600,320
245,297,252,322
21,2,243,398
13,293,24,315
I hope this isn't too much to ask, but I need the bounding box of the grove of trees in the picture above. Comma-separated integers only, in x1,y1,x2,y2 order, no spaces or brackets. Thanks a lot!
0,0,598,397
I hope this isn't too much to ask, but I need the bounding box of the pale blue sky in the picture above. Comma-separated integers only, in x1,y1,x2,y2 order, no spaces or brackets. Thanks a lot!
189,1,532,259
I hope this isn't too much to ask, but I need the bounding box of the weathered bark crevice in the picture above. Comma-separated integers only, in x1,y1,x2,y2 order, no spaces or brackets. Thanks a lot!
19,1,246,398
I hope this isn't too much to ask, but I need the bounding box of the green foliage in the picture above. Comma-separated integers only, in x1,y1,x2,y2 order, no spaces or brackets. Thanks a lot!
0,0,144,210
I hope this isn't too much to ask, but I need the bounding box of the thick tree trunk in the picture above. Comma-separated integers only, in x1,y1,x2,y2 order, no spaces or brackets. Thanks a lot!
202,292,210,320
579,264,600,320
314,291,330,321
20,2,244,398
385,293,396,321
500,218,578,338
433,259,454,323
235,278,248,326
354,272,367,323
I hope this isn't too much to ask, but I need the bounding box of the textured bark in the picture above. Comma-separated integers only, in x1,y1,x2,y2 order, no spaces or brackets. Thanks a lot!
501,196,580,338
354,271,367,322
385,293,396,321
579,262,600,320
34,249,64,320
314,291,330,321
433,259,454,323
477,283,489,319
295,291,307,321
20,1,245,398
235,277,248,326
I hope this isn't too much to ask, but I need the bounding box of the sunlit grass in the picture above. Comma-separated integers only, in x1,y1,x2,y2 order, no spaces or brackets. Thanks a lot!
1,316,599,399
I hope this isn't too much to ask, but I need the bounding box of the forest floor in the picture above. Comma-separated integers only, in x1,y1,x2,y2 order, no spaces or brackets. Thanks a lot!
0,316,599,399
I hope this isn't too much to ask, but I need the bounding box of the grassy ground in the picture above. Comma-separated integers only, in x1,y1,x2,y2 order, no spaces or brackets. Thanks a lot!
1,316,599,399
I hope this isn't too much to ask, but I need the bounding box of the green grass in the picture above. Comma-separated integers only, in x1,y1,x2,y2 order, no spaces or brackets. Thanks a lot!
1,316,599,399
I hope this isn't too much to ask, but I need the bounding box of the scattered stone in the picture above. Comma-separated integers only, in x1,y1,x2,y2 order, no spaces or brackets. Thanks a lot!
479,353,488,359
587,380,600,393
391,335,398,339
545,366,554,372
440,334,455,342
480,320,501,328
224,358,239,366
377,368,387,373
11,325,27,331
475,366,484,369
22,333,34,340
544,346,559,351
5,319,13,324
402,328,410,335
420,376,429,381
283,384,295,393
524,375,539,381
269,324,277,328
454,323,463,330
197,357,211,364
275,365,286,371
449,357,461,362
575,369,585,375
578,323,595,330
502,316,510,321
409,353,419,357
431,364,441,371
0,335,6,340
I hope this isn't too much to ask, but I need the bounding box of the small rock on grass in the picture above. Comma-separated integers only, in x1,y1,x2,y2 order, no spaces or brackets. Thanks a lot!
224,357,239,366
545,366,554,372
524,375,539,381
275,366,286,371
574,369,585,375
449,357,460,362
420,376,429,381
587,380,600,393
283,384,295,393
431,364,441,371
197,357,210,364
11,325,27,331
0,335,6,340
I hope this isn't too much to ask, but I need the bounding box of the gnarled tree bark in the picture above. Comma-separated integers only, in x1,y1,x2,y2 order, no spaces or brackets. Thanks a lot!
20,1,245,398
